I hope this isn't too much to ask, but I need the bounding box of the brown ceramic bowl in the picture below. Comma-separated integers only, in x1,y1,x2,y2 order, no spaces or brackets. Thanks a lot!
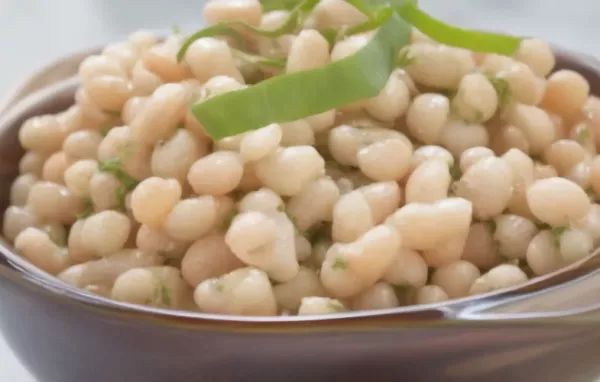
3,46,600,382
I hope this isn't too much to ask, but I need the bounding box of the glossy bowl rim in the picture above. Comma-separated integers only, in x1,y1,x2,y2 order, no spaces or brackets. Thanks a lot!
2,44,600,325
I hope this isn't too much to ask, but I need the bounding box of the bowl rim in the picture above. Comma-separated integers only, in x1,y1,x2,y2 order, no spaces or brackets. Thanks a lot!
3,43,600,326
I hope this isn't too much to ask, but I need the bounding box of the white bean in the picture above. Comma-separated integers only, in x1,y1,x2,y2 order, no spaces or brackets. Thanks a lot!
526,230,565,276
453,157,514,220
298,297,347,315
194,267,277,316
526,177,590,226
364,69,411,122
459,147,495,173
405,159,451,204
357,181,402,224
559,228,594,264
255,146,325,196
238,188,284,213
351,282,399,311
181,234,244,287
163,196,219,242
505,104,555,155
358,138,413,181
383,248,428,288
81,211,131,256
452,73,498,123
406,93,450,144
188,151,244,196
332,191,374,243
184,38,244,83
439,120,489,158
226,211,299,282
130,177,182,228
273,267,327,311
405,44,475,89
432,260,480,298
494,214,538,259
287,177,340,230
286,30,330,73
415,285,448,304
151,128,208,184
240,124,282,162
461,222,502,270
3,206,38,242
15,228,70,275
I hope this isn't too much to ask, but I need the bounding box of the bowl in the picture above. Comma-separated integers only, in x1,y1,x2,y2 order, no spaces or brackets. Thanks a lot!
3,45,600,382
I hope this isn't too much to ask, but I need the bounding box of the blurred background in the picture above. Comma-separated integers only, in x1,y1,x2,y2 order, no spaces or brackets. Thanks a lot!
0,0,599,380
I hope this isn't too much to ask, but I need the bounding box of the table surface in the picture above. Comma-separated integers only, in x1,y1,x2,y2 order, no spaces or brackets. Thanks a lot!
1,0,599,380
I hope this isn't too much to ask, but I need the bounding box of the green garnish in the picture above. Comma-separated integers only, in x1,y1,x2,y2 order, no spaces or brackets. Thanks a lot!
98,158,139,191
395,1,522,54
449,163,462,180
551,226,569,247
177,0,320,62
77,198,94,219
576,127,590,144
160,284,172,306
396,46,416,68
486,75,512,106
474,109,485,123
185,0,522,140
259,0,300,11
98,124,113,137
214,280,225,292
331,257,348,270
98,159,139,211
192,10,411,140
319,28,339,47
103,110,121,117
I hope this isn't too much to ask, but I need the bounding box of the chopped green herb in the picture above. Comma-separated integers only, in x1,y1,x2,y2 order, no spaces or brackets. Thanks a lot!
396,46,417,68
214,281,225,292
98,124,113,137
259,0,299,12
551,226,569,247
115,186,127,212
160,284,172,306
576,127,590,144
486,75,512,106
77,198,94,219
449,163,462,180
320,28,339,48
331,257,348,270
98,158,140,191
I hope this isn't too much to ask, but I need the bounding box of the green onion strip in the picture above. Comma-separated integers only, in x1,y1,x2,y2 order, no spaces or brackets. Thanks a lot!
179,0,522,140
192,11,410,139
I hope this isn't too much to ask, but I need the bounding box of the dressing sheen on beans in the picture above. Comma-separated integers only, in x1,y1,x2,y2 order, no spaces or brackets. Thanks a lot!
4,0,600,317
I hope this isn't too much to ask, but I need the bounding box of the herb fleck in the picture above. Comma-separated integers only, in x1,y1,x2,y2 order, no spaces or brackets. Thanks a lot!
396,47,417,68
486,75,511,106
214,280,225,292
160,284,172,306
485,219,497,234
98,158,140,192
576,127,590,144
474,109,485,123
449,163,462,180
99,124,113,137
551,226,569,247
77,198,94,219
222,207,238,230
331,257,348,270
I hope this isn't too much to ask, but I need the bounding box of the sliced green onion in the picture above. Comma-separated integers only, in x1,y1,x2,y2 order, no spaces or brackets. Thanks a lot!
192,11,411,140
177,0,319,62
396,2,522,54
259,0,301,12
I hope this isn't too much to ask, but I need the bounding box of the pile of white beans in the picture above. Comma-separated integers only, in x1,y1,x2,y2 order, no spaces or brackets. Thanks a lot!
5,0,600,317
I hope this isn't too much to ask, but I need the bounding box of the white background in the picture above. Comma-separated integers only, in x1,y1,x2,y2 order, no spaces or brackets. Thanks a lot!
0,0,599,380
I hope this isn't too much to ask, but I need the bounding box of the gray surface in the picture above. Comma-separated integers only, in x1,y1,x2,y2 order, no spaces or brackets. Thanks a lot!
0,0,599,380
